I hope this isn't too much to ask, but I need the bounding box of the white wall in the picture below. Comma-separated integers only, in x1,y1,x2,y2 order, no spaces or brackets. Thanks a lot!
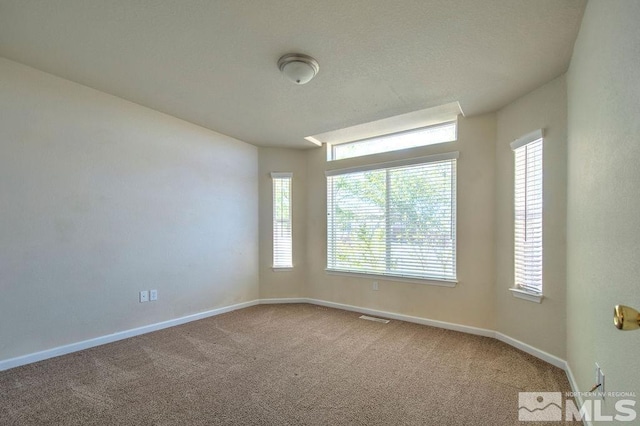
495,75,568,359
0,58,259,361
303,115,497,329
566,0,640,414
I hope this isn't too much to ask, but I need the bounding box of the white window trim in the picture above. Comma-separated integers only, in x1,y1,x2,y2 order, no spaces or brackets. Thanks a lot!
271,172,293,270
325,269,457,287
510,129,543,151
509,287,543,303
327,121,457,161
325,151,459,177
510,129,544,303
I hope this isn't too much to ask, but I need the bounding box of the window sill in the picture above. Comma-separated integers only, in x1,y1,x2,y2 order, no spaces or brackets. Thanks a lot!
272,267,293,272
509,287,543,303
325,269,457,287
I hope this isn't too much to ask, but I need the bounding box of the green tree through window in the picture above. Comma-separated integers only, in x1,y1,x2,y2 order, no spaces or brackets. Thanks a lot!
327,158,456,281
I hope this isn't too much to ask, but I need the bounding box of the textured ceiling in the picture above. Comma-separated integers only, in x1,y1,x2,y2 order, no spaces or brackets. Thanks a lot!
0,0,586,148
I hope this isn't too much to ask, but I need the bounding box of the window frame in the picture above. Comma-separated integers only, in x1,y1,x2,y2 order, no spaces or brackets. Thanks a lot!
271,172,293,270
327,121,457,161
509,129,544,303
325,152,458,285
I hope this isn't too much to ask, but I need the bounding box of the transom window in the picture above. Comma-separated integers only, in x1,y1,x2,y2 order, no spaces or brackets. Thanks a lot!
329,121,457,161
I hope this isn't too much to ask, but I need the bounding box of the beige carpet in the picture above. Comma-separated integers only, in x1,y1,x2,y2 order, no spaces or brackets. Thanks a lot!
0,304,578,425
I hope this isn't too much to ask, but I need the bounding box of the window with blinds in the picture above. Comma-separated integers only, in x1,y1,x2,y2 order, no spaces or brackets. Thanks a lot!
271,172,292,269
512,132,543,294
327,153,457,281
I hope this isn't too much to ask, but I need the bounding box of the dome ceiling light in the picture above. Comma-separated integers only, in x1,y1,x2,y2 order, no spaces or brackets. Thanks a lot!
278,53,319,85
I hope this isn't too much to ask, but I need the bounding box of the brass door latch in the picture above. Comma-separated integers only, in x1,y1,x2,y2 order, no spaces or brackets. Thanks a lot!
614,305,640,331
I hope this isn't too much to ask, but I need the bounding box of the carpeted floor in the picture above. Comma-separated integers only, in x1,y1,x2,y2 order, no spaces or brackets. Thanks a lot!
0,304,578,425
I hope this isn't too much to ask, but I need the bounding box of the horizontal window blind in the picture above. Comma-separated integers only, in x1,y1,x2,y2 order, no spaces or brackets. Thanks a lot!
327,158,456,281
513,138,543,293
272,172,292,268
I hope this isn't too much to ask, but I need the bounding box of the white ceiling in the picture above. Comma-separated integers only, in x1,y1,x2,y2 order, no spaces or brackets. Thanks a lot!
0,0,586,148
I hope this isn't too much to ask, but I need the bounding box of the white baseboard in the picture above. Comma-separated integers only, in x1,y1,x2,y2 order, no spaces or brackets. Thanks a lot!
305,298,496,338
494,332,565,370
259,298,308,304
303,298,565,367
565,363,590,426
565,363,581,396
1,295,573,389
0,299,259,372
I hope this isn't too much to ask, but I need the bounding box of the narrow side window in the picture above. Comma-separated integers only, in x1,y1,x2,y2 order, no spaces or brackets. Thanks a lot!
271,172,293,269
512,132,543,295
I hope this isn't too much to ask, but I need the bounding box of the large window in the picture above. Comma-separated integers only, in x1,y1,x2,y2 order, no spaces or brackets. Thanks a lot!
511,131,543,295
271,172,292,269
327,153,457,281
329,122,457,161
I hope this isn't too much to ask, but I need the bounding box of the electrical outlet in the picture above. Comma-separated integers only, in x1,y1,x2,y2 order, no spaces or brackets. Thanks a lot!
150,289,158,301
372,281,379,291
139,290,149,303
595,363,605,398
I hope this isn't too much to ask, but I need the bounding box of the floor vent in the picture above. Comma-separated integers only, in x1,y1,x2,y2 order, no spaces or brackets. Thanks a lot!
359,315,390,324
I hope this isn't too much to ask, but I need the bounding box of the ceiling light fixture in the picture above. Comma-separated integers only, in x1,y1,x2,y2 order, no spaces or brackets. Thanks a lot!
278,53,319,85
